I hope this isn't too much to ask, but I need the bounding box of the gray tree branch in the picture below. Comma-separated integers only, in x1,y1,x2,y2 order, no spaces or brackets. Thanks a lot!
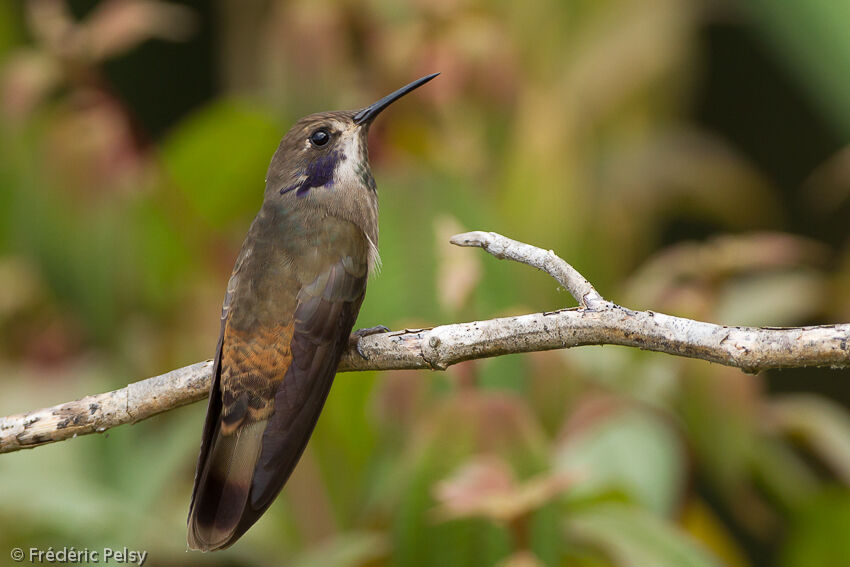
2,231,848,454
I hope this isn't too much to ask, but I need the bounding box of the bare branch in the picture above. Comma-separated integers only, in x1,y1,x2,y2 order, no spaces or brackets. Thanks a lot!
449,231,604,308
2,232,848,454
0,362,213,454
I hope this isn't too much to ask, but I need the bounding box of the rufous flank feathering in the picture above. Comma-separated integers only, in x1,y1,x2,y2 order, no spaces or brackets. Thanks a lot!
187,74,439,551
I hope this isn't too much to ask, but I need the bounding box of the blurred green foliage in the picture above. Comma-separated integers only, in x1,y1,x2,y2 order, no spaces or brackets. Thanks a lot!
1,1,850,566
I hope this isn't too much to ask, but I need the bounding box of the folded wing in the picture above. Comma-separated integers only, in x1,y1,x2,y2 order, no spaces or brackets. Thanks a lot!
188,253,366,551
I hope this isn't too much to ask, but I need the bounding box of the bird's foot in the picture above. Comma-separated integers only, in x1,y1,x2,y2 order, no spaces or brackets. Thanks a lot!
351,325,391,360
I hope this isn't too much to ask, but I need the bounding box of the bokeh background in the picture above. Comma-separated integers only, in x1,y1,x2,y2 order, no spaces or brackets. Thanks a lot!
2,1,850,565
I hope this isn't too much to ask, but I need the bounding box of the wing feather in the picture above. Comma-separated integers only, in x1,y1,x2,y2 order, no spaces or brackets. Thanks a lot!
188,245,366,551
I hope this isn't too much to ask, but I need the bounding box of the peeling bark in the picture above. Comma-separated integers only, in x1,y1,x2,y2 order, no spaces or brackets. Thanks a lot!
2,232,847,454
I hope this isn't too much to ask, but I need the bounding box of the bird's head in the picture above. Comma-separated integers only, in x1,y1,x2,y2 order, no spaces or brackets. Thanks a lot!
266,73,439,200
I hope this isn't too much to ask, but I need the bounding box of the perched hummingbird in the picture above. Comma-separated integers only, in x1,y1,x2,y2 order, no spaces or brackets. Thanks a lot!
187,74,439,551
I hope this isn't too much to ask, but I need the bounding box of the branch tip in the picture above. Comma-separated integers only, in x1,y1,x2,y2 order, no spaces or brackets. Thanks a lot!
1,231,847,455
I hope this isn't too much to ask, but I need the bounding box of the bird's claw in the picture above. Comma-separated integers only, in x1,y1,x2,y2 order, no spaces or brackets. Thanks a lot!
352,325,391,360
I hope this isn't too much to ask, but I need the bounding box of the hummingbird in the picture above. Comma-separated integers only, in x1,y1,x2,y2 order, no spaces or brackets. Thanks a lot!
187,73,439,551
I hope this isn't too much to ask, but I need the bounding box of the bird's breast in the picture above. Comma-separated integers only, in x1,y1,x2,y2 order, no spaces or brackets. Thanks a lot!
226,205,370,332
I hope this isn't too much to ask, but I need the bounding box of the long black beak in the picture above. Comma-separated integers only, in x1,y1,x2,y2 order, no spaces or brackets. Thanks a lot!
352,73,439,125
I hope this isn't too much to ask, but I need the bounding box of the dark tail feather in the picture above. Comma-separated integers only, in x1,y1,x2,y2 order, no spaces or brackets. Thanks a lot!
187,420,267,551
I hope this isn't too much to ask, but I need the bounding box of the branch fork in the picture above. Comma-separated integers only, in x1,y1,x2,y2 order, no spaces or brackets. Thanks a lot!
2,231,848,454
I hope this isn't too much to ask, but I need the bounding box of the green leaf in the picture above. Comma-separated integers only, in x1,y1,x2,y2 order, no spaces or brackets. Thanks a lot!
389,393,553,567
161,99,281,228
291,531,388,567
770,395,850,486
555,408,686,515
781,488,850,567
311,371,379,526
743,0,850,137
566,503,722,567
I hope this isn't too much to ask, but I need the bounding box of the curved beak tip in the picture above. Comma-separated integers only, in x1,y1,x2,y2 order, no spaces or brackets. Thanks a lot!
353,72,440,125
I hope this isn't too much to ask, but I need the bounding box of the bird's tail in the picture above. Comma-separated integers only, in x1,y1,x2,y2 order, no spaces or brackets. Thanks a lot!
187,419,267,551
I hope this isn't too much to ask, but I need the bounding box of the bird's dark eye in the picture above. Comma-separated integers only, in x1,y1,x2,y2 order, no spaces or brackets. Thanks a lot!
309,128,330,147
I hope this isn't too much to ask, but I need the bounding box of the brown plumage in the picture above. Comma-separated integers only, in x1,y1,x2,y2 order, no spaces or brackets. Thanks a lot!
187,74,438,551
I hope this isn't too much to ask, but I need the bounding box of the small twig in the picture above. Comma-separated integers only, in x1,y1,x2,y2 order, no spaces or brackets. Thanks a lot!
449,231,604,308
2,232,848,454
